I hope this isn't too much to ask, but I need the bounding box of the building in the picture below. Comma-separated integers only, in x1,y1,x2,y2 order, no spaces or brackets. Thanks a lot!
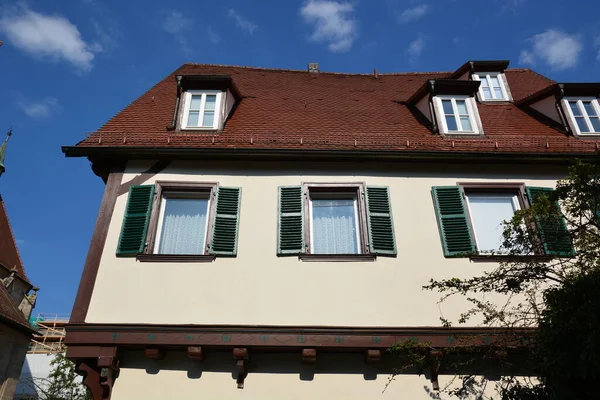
62,60,598,399
0,134,38,400
15,314,73,400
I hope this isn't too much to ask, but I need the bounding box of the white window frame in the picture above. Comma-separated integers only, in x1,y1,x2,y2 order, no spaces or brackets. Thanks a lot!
308,192,362,255
181,90,223,130
472,72,509,101
562,97,600,136
433,95,480,135
153,191,212,254
464,192,521,254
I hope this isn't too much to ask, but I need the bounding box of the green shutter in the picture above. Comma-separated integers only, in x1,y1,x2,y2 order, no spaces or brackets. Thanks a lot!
277,186,304,256
209,187,241,256
431,186,475,257
116,185,155,257
525,187,574,257
365,186,396,256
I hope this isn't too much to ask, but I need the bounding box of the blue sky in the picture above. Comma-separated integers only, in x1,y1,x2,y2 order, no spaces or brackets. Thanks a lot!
0,0,599,315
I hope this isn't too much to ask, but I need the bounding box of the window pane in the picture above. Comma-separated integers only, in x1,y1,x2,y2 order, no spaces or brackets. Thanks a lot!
312,198,358,254
583,101,598,117
460,116,473,131
456,100,468,115
569,102,583,116
494,88,504,99
205,95,217,111
190,95,202,110
482,88,492,99
590,117,600,132
187,110,200,126
159,198,209,254
490,76,500,87
442,100,453,114
467,194,518,253
576,117,590,133
445,115,458,131
202,111,215,127
479,77,489,88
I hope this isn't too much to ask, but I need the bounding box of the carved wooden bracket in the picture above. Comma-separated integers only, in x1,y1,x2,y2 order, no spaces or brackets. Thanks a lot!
428,350,443,391
365,349,381,364
77,354,119,400
144,348,166,360
301,348,317,364
187,346,205,361
233,348,249,389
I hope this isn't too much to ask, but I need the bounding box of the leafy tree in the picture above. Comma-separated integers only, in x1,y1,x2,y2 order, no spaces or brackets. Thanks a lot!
17,352,90,400
414,159,600,399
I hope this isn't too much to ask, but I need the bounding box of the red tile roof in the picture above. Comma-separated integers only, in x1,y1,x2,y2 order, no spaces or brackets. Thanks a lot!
70,64,600,155
0,195,29,283
0,284,34,334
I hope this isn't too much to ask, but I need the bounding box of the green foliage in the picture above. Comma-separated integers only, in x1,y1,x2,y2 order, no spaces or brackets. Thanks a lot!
17,353,90,400
416,158,600,399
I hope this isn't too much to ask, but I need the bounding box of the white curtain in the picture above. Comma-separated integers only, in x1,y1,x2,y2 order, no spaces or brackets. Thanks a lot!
158,198,208,254
312,199,358,254
467,194,517,253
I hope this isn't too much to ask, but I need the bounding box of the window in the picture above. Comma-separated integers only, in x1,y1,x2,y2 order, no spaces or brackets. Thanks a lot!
564,98,600,135
182,90,223,130
309,192,361,254
433,96,480,134
464,191,521,254
277,184,396,257
473,73,509,101
155,192,211,255
116,182,242,258
431,185,574,258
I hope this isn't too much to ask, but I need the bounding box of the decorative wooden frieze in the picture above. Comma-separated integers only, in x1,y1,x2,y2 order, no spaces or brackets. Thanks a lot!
144,348,165,360
187,346,204,361
301,348,317,364
233,348,249,389
365,349,381,363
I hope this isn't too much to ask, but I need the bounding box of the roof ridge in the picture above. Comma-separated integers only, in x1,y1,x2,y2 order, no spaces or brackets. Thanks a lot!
0,196,29,283
182,63,452,77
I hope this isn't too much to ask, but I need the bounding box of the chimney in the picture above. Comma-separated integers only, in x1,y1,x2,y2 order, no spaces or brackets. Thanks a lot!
308,62,319,73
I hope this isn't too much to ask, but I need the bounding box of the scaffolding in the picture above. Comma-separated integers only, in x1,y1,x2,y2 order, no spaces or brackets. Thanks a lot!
28,313,70,354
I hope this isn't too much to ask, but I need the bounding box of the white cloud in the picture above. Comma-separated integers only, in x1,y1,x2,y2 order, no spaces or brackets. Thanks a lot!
162,11,191,35
17,97,60,119
0,6,99,71
208,26,221,44
519,29,582,71
406,35,425,60
300,0,357,53
162,10,193,56
227,9,257,35
397,4,429,23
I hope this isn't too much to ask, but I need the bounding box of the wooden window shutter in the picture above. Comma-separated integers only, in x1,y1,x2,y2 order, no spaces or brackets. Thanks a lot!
208,187,241,256
116,185,155,257
525,187,574,256
277,186,304,255
431,186,475,257
365,186,396,255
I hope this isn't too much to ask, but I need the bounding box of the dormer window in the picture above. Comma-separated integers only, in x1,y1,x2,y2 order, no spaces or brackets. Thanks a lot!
563,98,600,135
182,90,223,130
473,73,509,101
433,95,481,135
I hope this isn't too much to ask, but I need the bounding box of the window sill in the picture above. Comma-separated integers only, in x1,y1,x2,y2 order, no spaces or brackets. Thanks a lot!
179,127,219,132
136,254,216,263
469,254,552,263
298,254,376,262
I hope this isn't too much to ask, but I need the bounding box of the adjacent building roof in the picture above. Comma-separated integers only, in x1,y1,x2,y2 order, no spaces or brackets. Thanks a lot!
0,195,29,283
66,63,600,156
0,285,34,333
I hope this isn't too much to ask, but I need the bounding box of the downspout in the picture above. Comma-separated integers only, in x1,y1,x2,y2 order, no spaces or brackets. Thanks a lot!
554,85,570,134
427,80,439,133
166,75,183,131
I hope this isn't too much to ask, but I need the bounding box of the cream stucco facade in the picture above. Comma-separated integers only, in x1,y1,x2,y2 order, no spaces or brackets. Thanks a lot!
85,160,564,328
